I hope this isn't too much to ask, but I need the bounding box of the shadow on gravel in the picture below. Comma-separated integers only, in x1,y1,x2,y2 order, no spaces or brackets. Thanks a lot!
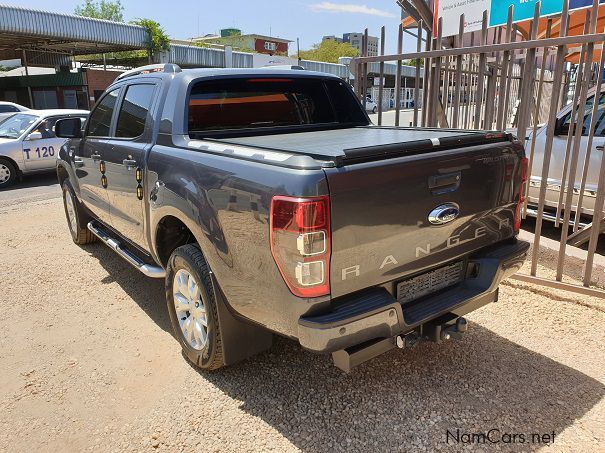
200,330,604,452
85,243,171,332
84,244,604,451
0,171,57,192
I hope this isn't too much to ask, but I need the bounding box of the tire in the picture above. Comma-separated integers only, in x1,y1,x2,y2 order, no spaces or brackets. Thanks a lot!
166,244,224,370
62,180,96,245
0,158,17,189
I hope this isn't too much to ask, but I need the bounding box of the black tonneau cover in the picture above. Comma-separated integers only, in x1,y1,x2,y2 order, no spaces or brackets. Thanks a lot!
212,126,512,165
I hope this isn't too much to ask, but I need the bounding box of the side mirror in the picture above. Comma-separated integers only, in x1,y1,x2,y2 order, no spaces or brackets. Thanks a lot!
26,131,43,141
55,118,83,138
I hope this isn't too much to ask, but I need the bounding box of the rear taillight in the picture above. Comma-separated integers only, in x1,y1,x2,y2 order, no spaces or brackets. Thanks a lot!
270,195,331,297
514,157,529,233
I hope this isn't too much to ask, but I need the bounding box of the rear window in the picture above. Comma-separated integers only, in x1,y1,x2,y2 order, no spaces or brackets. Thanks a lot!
0,105,18,113
187,77,367,137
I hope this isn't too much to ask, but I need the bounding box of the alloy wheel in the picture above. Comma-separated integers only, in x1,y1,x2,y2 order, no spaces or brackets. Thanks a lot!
172,269,209,350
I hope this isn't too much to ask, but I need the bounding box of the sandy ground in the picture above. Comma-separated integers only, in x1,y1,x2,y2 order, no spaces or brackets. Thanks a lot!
0,182,604,452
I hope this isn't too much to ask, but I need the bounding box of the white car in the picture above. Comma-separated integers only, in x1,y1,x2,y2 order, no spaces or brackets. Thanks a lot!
0,101,29,122
0,109,89,188
526,87,605,225
364,96,378,114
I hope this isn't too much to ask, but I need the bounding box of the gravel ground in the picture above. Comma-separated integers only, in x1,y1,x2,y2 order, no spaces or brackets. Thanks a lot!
0,184,604,452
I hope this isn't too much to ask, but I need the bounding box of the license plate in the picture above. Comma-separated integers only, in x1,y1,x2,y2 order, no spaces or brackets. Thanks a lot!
396,262,464,304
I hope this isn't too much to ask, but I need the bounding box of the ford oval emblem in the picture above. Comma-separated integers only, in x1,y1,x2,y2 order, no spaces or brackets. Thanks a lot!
428,203,460,225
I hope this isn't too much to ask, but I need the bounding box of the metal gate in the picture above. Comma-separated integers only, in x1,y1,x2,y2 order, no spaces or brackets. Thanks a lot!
353,0,605,297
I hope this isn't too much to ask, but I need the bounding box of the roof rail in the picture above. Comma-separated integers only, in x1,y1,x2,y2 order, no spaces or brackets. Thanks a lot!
261,65,305,70
116,63,182,80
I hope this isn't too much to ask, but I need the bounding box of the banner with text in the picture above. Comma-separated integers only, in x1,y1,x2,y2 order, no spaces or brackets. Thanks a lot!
434,0,604,38
489,0,563,27
433,0,490,38
570,0,605,10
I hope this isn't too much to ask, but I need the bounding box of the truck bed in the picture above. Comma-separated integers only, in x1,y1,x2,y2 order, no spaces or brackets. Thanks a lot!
212,126,510,164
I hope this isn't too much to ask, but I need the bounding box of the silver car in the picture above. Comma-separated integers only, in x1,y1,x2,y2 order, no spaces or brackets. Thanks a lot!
0,109,89,188
526,87,605,223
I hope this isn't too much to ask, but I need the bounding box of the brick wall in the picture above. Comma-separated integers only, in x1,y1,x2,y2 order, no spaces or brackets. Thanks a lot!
84,69,123,106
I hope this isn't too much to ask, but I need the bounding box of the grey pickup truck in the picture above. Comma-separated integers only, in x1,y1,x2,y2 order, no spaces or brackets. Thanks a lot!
55,64,529,372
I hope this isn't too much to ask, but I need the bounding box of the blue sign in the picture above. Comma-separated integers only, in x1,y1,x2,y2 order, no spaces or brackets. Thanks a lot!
570,0,605,10
489,0,563,27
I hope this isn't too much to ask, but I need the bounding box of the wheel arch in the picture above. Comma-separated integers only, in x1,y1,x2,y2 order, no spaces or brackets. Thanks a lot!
56,160,80,193
154,214,200,267
56,162,69,186
152,203,228,273
0,155,21,176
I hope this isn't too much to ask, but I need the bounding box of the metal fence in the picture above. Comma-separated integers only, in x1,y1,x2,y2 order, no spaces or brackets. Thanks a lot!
369,87,423,111
353,0,605,297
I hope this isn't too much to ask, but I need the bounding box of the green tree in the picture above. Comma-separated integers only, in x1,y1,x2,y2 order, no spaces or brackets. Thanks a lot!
404,58,424,67
130,18,170,59
74,0,124,21
297,40,359,63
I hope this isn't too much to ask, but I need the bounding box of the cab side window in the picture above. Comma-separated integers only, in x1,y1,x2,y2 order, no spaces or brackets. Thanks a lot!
115,84,155,138
35,118,58,139
562,93,605,136
87,88,120,137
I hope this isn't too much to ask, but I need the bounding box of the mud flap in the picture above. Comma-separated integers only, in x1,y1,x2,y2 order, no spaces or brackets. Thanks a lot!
209,272,273,366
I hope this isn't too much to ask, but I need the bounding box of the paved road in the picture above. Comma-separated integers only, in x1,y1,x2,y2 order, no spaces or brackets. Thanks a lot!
0,171,60,206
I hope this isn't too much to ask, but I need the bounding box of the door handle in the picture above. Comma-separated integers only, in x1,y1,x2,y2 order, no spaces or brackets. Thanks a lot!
122,158,137,169
596,146,604,151
429,171,462,195
91,153,102,161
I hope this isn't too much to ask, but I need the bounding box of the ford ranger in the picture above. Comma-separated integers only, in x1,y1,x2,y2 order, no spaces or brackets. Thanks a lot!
55,64,529,372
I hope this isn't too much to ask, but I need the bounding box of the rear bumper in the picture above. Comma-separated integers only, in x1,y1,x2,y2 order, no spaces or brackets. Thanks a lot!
297,238,529,353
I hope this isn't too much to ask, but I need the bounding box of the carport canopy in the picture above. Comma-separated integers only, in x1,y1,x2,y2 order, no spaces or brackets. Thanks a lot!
0,4,150,64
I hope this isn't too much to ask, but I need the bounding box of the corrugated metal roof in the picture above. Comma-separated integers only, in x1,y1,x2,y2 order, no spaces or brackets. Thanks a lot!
157,45,421,80
0,4,149,49
21,50,72,67
0,71,85,89
299,60,421,79
159,44,253,68
299,60,350,78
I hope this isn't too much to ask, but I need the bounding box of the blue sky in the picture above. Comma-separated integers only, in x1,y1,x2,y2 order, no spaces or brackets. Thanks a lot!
4,0,416,54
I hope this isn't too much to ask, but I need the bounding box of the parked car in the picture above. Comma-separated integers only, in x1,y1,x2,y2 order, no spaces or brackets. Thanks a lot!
55,64,528,372
0,101,29,122
0,109,89,188
525,87,605,224
365,96,378,113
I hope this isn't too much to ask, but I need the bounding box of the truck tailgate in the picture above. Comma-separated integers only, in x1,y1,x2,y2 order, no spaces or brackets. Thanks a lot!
325,140,524,298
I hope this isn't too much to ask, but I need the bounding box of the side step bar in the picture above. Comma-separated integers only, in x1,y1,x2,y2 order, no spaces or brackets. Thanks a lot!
525,206,589,229
87,221,166,278
567,218,605,247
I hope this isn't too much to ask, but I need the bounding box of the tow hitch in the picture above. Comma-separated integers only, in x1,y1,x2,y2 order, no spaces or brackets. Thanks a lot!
423,317,468,343
331,317,468,372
